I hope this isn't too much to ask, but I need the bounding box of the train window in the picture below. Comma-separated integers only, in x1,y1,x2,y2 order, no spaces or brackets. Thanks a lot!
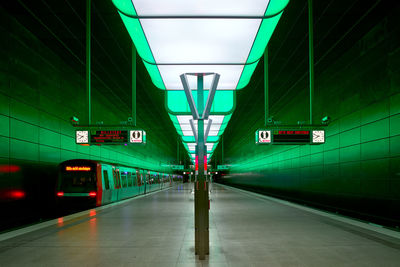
117,170,122,188
127,172,133,187
112,169,121,189
112,170,116,188
133,173,137,186
60,171,96,193
121,173,127,188
103,170,110,190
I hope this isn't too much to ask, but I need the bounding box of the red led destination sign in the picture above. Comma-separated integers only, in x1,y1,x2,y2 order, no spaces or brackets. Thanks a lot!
65,166,91,171
90,130,128,144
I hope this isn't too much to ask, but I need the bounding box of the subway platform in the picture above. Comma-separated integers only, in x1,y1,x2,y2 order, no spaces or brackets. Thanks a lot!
0,183,400,267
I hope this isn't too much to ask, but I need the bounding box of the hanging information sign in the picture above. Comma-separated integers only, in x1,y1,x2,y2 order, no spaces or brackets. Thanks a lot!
75,129,146,145
256,129,325,145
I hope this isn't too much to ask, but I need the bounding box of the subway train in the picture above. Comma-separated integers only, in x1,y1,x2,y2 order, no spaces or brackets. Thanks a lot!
56,159,182,207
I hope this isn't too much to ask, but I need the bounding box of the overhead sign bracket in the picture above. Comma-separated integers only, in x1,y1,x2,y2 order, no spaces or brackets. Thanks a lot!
181,74,199,120
202,74,220,119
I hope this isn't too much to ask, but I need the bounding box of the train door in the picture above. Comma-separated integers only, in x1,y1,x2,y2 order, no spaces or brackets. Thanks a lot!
126,170,135,197
119,169,127,200
117,169,122,200
143,170,148,194
136,170,141,195
101,166,112,204
132,169,140,196
112,167,121,202
145,171,150,193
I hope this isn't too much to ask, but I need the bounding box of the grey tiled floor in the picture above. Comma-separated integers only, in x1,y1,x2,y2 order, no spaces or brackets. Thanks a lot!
1,183,400,266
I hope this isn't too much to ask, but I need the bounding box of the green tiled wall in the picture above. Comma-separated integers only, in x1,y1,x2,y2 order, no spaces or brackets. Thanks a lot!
0,12,175,173
220,10,400,223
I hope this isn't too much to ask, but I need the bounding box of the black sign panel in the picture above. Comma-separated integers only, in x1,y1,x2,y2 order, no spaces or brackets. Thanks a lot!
272,130,310,144
90,130,128,144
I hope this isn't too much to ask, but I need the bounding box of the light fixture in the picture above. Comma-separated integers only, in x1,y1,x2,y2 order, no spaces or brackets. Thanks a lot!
112,0,289,90
70,116,79,125
321,116,331,125
111,0,290,163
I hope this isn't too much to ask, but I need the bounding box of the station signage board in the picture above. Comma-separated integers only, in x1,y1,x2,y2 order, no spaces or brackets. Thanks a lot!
91,130,128,144
256,129,325,145
217,165,230,170
75,129,146,145
172,165,184,170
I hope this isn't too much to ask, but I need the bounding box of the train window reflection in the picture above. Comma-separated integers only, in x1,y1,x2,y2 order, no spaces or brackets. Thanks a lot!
121,173,128,188
103,170,110,190
127,172,133,187
60,172,96,193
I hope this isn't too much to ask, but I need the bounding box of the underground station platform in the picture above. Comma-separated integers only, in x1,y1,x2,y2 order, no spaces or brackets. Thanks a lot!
1,183,399,267
2,0,400,266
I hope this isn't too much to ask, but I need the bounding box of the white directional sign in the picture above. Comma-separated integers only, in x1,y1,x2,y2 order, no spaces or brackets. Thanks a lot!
130,130,144,143
258,130,271,143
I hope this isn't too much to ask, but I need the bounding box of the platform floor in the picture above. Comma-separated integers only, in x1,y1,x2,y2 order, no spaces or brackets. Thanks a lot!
1,183,400,266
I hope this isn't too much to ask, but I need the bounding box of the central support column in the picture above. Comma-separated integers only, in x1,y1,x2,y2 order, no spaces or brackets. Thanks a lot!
195,74,209,260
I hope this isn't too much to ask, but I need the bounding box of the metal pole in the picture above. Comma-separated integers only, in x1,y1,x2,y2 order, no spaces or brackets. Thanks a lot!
264,47,269,126
308,0,314,125
132,44,137,126
86,0,91,125
195,74,209,260
221,135,224,164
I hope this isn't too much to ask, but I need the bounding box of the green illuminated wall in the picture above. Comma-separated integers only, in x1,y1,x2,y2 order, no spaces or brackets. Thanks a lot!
217,11,400,224
0,12,176,174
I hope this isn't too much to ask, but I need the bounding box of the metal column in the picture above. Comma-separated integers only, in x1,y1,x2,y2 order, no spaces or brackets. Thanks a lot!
132,44,137,126
181,73,218,260
177,138,180,163
221,136,224,164
195,74,209,260
308,0,314,125
86,0,91,125
264,47,269,126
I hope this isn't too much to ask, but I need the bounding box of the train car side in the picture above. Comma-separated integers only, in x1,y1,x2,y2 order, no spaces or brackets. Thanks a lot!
57,159,179,208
